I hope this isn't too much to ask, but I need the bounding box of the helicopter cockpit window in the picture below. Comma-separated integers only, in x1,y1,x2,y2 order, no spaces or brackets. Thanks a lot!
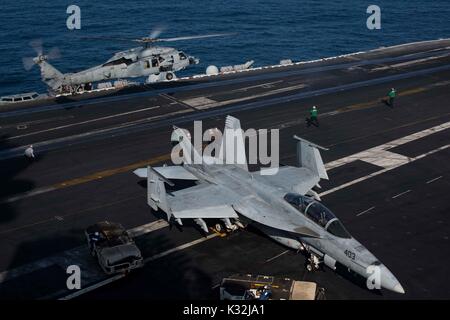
151,58,159,67
103,57,133,67
158,56,165,63
179,52,187,60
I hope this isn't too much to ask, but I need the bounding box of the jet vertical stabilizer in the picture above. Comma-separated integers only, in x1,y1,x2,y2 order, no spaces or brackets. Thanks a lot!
218,115,248,171
294,135,329,180
172,126,203,165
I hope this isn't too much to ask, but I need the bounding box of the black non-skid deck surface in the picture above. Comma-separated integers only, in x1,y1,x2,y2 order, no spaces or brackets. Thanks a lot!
0,40,449,300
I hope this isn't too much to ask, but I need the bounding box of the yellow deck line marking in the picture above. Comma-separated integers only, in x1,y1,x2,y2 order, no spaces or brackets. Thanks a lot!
55,154,171,188
327,86,427,115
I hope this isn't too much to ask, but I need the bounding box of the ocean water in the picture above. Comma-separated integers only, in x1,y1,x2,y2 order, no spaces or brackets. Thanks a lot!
0,0,449,96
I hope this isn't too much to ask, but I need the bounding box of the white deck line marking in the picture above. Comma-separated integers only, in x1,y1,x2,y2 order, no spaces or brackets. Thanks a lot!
227,80,283,93
144,234,218,263
325,121,450,170
320,144,449,197
372,53,450,71
426,176,443,184
351,150,411,169
392,190,412,199
356,206,376,217
7,106,161,140
265,250,290,263
128,219,169,237
1,116,75,130
0,186,56,204
59,274,126,300
184,83,306,109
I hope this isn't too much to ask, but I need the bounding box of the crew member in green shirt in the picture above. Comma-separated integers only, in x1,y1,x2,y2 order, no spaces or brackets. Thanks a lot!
387,88,396,107
307,105,319,127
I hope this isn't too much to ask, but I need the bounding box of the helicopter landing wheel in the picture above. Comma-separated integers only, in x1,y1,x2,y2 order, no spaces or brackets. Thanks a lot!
166,72,174,80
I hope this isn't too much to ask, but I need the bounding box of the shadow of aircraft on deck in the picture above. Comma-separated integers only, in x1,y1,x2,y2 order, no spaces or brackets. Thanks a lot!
0,135,36,223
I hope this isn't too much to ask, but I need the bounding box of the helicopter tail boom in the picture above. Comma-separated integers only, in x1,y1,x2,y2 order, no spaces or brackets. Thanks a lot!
38,60,64,90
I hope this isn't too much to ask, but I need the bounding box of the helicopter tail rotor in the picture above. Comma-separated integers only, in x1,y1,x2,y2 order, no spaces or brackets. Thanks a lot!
22,57,36,71
22,39,64,91
29,39,43,56
22,39,61,71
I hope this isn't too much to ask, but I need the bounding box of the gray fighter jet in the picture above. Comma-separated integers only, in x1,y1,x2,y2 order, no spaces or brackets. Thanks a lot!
133,116,405,294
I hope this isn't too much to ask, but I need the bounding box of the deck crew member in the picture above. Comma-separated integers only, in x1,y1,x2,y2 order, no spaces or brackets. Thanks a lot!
307,106,319,127
24,145,35,159
387,88,396,107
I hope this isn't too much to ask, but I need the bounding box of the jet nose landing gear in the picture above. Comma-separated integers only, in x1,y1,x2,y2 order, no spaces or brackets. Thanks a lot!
306,253,322,272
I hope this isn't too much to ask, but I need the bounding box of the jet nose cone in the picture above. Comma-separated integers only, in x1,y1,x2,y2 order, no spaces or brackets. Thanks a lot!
380,265,405,294
393,284,405,294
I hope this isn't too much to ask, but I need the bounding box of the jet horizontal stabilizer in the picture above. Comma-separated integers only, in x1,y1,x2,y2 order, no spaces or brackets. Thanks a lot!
147,166,174,187
293,135,329,151
133,166,198,181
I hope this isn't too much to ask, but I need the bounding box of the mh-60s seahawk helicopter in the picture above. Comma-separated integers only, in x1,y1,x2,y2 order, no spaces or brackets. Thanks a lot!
23,29,232,94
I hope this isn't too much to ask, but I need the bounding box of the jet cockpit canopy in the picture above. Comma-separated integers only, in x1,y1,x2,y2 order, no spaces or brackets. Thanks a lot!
284,193,351,238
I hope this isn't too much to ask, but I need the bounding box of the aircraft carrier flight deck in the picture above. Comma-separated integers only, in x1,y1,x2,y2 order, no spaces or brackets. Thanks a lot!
0,39,449,300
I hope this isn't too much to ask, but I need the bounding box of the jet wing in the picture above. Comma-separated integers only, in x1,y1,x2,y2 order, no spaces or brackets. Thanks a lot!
133,166,198,180
233,195,321,238
168,183,239,219
260,166,320,195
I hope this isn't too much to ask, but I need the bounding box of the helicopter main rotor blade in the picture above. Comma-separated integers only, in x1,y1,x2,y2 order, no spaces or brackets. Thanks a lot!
22,57,36,71
29,39,43,56
81,36,143,42
157,33,235,42
149,25,166,39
